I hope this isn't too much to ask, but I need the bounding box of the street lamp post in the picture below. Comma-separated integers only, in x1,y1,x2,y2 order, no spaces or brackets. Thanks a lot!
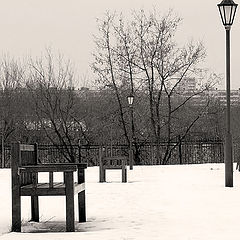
217,0,238,187
0,120,4,168
127,94,134,170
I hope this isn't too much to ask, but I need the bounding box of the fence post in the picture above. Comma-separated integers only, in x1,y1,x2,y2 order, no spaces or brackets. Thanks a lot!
1,136,4,168
78,141,81,164
150,142,154,165
99,146,105,182
178,135,182,165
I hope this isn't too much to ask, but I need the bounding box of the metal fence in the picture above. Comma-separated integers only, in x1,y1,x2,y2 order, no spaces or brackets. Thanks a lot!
0,140,225,168
129,141,224,165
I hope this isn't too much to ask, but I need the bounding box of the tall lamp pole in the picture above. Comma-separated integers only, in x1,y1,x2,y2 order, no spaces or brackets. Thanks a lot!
127,94,134,170
217,0,238,187
0,120,4,168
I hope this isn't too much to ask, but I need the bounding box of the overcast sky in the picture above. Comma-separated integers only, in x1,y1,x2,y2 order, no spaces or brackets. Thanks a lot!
0,0,240,89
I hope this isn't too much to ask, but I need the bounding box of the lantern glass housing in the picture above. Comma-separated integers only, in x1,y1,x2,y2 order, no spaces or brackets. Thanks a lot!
218,0,238,27
127,94,134,105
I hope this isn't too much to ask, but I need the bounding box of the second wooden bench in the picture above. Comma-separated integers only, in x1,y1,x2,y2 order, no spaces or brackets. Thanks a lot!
99,152,127,183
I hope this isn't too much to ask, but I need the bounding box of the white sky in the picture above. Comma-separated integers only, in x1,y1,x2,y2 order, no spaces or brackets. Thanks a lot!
0,0,240,89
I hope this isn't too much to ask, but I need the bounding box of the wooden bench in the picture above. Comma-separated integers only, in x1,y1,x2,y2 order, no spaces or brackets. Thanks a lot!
99,148,127,183
11,142,87,232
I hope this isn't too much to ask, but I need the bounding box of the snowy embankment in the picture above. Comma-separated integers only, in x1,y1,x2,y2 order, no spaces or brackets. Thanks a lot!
1,164,240,240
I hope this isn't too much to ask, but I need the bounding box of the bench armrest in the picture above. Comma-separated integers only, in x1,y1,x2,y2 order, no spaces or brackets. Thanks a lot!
19,164,78,173
47,163,88,169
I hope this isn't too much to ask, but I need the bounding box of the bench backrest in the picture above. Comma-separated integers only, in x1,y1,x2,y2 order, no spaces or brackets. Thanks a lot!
102,156,127,168
11,142,38,186
99,146,127,182
99,147,127,169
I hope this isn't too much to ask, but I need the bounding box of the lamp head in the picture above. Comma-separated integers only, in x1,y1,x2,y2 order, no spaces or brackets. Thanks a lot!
127,94,134,105
218,0,238,29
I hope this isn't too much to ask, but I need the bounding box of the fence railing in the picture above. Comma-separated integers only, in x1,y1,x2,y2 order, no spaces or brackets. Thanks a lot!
0,141,225,168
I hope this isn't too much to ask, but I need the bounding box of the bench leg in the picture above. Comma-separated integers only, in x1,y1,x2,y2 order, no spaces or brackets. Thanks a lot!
31,196,39,222
65,172,75,232
78,190,86,222
103,169,106,182
12,191,21,232
122,168,127,183
99,166,106,182
11,143,21,232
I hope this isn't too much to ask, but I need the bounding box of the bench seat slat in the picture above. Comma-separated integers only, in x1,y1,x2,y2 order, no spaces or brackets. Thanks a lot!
21,182,85,196
50,163,88,169
21,182,65,196
53,182,64,188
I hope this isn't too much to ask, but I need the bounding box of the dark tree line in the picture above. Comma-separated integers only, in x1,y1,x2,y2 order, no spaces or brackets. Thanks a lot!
0,9,232,165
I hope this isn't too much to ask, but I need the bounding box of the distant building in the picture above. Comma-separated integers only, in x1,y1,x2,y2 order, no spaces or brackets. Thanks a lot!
176,77,240,106
176,77,197,92
74,80,240,106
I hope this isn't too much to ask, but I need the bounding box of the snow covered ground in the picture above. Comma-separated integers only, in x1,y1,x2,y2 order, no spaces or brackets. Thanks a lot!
1,163,240,240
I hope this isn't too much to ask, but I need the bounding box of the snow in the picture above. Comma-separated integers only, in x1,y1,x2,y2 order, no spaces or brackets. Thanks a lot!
1,164,240,240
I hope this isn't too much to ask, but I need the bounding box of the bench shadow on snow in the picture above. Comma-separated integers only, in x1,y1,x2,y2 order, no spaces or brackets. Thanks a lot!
22,218,114,233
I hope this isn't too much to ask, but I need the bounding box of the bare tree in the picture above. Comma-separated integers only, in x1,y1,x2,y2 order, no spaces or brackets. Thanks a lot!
93,9,220,164
92,13,132,146
27,50,87,163
92,12,144,164
0,57,25,166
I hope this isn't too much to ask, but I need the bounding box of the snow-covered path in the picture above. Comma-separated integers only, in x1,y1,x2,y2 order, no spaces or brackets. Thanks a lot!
1,164,240,240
